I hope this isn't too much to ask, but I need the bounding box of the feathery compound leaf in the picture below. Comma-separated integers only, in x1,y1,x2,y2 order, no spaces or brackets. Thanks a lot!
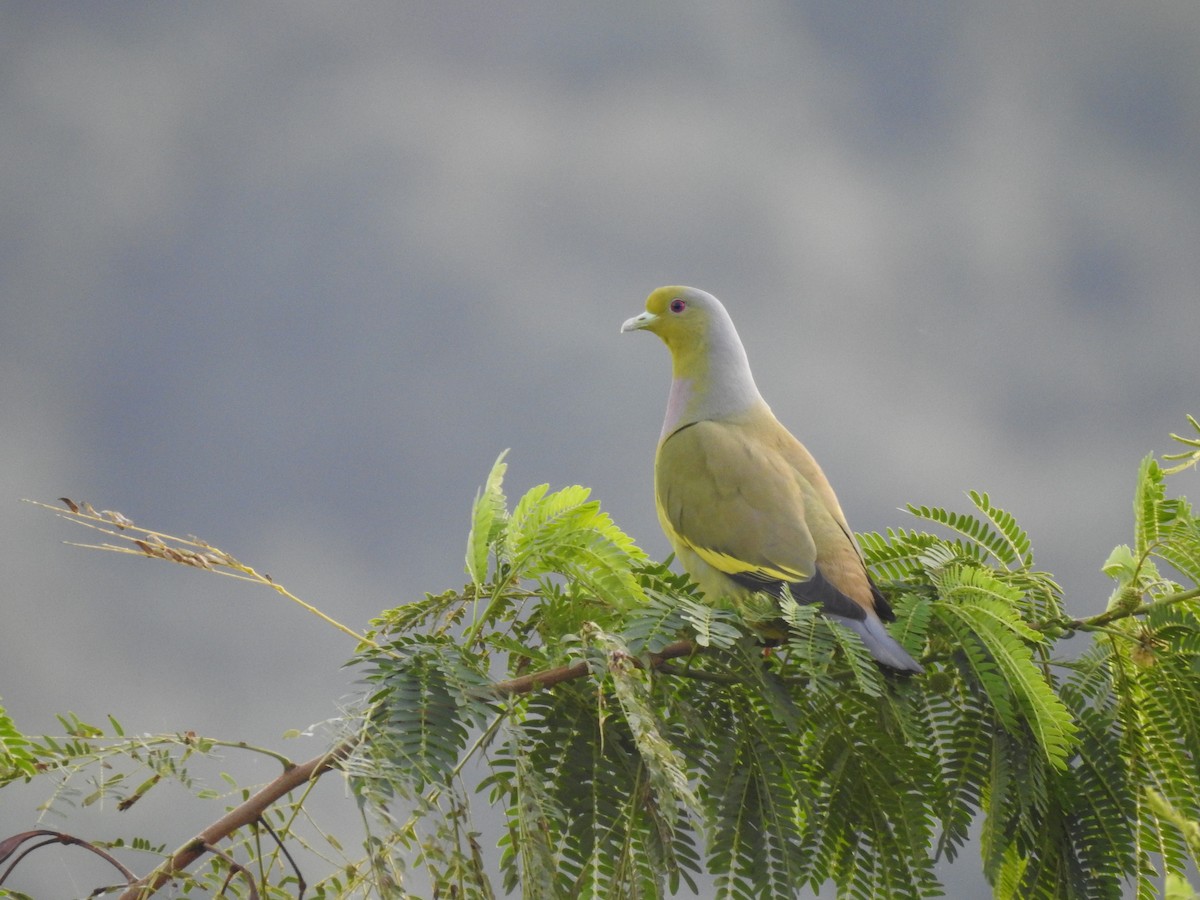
621,591,690,655
800,687,940,900
1127,451,1200,589
506,751,559,900
507,482,587,550
0,700,36,783
351,636,494,797
704,687,807,899
677,596,743,649
1156,502,1200,584
1134,454,1169,557
991,842,1032,900
369,588,471,638
30,436,1200,900
857,528,939,581
1060,702,1136,897
507,482,648,610
1162,414,1200,475
933,566,1042,642
466,450,510,587
780,597,838,663
1131,615,1200,821
890,593,935,663
780,594,885,697
932,578,1076,769
928,683,995,863
968,491,1033,568
505,684,692,899
980,726,1055,891
907,502,1023,569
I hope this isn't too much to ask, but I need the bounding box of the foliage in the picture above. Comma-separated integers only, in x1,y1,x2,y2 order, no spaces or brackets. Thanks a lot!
0,700,36,783
336,426,1200,899
3,419,1200,898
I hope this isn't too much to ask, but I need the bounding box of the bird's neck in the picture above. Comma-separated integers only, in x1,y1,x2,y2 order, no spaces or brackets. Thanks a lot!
659,333,765,441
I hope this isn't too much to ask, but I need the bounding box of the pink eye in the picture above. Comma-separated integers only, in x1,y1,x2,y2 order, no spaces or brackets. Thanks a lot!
669,298,687,314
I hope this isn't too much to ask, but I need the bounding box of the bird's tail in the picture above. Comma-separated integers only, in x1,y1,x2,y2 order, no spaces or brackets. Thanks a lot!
838,615,924,673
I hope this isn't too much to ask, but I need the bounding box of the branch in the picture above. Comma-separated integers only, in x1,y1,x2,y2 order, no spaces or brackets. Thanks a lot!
118,742,354,900
118,640,697,897
1069,586,1200,632
655,661,747,684
0,829,138,887
485,638,697,696
202,842,260,900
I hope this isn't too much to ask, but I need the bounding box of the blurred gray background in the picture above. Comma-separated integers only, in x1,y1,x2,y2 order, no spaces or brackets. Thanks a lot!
2,2,1198,897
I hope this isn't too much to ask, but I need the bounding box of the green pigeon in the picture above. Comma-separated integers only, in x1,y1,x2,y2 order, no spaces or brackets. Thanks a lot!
622,285,923,673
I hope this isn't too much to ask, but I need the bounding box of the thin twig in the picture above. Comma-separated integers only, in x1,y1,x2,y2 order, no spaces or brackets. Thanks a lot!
25,499,377,648
203,841,260,900
0,828,138,887
258,815,306,900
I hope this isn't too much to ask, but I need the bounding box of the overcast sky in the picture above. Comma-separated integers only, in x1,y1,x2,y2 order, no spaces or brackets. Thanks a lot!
3,2,1199,896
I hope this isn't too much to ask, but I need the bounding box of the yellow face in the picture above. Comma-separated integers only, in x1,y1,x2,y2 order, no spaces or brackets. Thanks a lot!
620,285,709,352
644,285,690,319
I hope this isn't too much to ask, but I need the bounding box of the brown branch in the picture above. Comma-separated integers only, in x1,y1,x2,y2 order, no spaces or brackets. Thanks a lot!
118,639,698,898
486,638,697,696
118,742,354,900
0,829,138,887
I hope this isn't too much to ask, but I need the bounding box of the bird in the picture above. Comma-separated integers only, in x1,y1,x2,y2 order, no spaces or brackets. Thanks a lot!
621,285,923,673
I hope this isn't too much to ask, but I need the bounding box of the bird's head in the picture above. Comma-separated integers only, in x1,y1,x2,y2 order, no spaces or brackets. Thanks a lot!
620,285,722,355
622,285,763,428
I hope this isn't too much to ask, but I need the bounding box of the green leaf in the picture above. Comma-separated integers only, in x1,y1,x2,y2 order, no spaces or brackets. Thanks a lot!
621,592,690,655
21,436,1200,900
1166,872,1200,900
968,490,1033,569
350,636,495,797
677,596,742,649
928,681,993,862
1101,544,1138,584
509,751,559,900
1158,512,1200,584
704,687,806,899
890,593,935,662
858,527,951,582
932,568,1076,769
601,635,702,825
0,699,37,782
507,482,647,611
1134,454,1167,558
1162,414,1200,475
908,500,1024,569
466,450,509,587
